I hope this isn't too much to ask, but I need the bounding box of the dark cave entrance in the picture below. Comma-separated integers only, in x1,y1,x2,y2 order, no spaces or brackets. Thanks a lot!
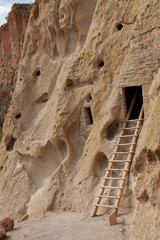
124,86,143,119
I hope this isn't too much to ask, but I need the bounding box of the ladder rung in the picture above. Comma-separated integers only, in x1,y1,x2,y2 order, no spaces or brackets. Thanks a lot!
121,127,139,130
94,204,118,209
109,160,131,163
112,151,134,154
115,134,138,138
99,186,123,190
113,143,135,146
102,177,126,180
96,195,120,199
126,118,143,122
106,168,129,171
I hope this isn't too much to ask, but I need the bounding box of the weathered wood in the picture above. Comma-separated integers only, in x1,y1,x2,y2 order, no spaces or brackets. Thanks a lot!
115,134,138,138
96,195,120,199
94,204,118,209
111,151,134,154
113,143,135,146
106,168,128,171
120,127,139,130
91,92,143,222
114,107,144,214
101,177,126,180
109,160,131,163
109,210,117,226
99,186,123,190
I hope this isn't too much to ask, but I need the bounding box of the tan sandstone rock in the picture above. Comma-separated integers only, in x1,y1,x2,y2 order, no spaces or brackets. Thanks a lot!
0,217,14,231
0,4,31,89
0,0,160,240
0,226,5,239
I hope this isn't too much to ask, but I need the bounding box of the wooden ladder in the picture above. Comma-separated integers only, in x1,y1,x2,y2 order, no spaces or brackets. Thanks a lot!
91,93,144,225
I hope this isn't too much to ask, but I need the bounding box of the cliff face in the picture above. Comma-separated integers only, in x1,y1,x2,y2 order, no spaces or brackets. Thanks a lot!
0,4,31,89
0,0,160,239
0,4,31,139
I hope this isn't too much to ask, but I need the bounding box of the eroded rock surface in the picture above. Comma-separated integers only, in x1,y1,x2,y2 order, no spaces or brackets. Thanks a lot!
0,4,31,138
0,3,31,89
0,217,14,239
0,217,14,231
0,0,160,240
0,226,5,239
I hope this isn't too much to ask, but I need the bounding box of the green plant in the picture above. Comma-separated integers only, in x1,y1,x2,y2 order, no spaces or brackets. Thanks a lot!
0,126,3,142
0,94,11,126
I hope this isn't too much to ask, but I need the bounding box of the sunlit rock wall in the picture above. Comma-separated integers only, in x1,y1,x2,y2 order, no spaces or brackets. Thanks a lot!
0,4,31,89
0,1,160,239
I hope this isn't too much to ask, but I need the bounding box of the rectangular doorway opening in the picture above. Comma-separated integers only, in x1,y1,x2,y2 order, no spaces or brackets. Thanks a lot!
125,86,143,120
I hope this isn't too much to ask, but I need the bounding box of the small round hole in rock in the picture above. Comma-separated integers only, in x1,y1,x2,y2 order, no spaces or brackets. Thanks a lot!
98,60,105,68
117,23,123,31
6,137,16,152
15,113,21,119
35,70,40,76
33,69,41,77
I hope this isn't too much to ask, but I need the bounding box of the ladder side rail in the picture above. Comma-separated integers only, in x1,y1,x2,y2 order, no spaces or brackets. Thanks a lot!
114,107,144,211
109,106,143,225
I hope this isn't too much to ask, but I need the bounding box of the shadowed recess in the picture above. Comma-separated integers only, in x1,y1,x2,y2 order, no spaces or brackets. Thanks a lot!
57,139,67,159
86,94,92,103
15,113,21,119
98,60,105,68
117,23,123,31
33,68,41,77
101,119,119,140
93,152,108,177
6,137,16,152
84,107,93,125
106,119,119,140
65,79,74,89
125,86,143,119
34,93,48,104
32,3,39,19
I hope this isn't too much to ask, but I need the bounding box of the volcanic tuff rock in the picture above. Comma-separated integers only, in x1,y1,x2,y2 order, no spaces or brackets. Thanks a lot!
0,217,14,239
0,0,160,239
0,217,14,232
0,4,31,141
0,4,31,90
0,226,5,239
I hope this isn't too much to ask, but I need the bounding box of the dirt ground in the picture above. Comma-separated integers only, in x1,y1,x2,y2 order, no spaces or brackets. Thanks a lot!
4,212,124,240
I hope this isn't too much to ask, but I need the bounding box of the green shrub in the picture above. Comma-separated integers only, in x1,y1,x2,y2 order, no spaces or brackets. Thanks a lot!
0,126,3,142
0,94,11,126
